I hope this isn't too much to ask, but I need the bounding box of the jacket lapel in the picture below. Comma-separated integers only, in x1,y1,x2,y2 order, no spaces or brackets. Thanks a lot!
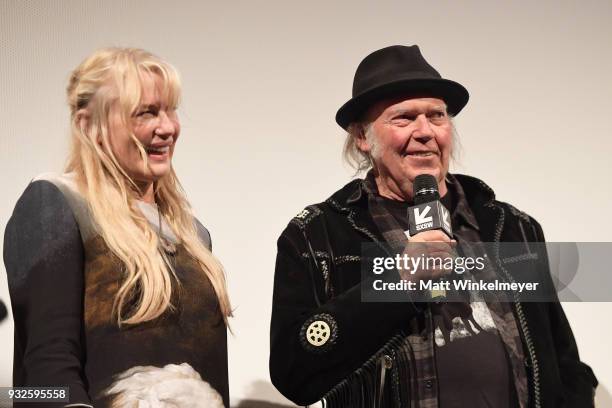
327,179,385,244
453,174,502,242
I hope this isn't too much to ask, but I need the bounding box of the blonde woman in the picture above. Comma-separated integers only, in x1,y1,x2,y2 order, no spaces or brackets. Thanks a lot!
4,48,231,407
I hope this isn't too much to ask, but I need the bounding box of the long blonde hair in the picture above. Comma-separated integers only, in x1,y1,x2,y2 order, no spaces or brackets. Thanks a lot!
65,47,232,326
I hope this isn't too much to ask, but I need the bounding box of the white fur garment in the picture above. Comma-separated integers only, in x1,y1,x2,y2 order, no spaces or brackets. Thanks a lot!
104,363,224,408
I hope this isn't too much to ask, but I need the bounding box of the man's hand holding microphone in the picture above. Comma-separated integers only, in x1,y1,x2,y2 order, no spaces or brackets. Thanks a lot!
401,174,457,300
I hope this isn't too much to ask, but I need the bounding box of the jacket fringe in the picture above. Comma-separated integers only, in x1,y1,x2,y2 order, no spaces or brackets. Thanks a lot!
321,332,414,408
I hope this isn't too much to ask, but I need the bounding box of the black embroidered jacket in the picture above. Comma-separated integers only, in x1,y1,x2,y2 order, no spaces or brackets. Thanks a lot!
269,173,597,407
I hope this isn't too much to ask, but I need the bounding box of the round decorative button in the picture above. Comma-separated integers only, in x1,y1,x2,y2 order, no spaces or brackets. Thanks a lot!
300,313,338,353
306,320,331,347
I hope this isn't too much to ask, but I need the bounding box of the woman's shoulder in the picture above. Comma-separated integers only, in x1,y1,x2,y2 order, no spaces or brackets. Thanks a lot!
5,173,86,289
24,172,83,208
12,173,77,214
8,172,90,237
18,172,97,241
193,218,212,251
32,171,78,189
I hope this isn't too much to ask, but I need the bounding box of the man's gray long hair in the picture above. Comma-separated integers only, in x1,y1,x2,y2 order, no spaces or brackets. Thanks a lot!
342,118,461,173
343,122,376,172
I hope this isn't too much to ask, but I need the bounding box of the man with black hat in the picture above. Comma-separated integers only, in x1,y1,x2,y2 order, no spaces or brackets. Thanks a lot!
269,45,597,407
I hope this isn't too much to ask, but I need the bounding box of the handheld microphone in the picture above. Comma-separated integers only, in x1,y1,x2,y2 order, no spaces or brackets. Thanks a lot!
408,174,452,238
407,174,453,300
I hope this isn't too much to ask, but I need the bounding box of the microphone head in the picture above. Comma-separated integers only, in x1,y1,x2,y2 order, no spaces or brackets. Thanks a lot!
413,174,439,204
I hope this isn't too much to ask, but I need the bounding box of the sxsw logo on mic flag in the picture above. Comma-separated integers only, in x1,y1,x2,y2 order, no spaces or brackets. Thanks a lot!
414,206,434,230
408,201,453,237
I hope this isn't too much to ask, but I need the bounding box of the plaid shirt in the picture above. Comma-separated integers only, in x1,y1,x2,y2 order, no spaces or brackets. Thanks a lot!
361,171,528,408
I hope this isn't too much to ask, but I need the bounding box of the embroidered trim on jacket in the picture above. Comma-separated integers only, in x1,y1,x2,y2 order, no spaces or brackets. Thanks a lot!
300,252,361,265
290,205,323,229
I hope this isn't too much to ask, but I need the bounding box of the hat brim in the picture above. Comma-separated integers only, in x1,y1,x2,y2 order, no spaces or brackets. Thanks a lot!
335,78,469,130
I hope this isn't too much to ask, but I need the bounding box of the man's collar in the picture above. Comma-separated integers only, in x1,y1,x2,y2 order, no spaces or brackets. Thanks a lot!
446,173,480,231
346,170,382,204
346,177,369,204
339,171,486,232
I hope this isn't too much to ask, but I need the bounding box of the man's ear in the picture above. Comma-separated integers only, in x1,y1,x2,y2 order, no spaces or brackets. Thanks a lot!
354,124,371,153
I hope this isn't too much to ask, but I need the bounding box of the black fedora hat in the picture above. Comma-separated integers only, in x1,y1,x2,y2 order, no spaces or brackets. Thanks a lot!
335,45,469,130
